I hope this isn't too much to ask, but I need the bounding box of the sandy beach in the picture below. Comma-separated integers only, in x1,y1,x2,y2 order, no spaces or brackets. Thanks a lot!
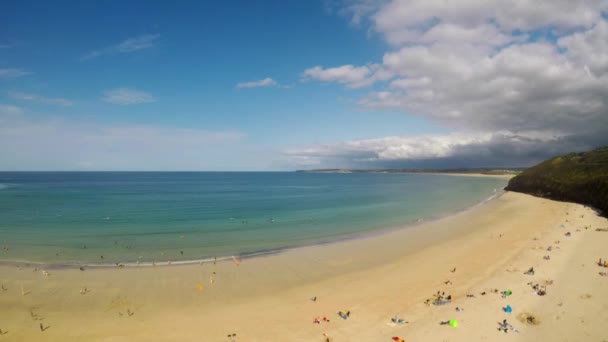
0,190,607,341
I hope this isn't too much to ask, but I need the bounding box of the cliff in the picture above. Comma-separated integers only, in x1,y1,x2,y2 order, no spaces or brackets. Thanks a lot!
505,147,608,215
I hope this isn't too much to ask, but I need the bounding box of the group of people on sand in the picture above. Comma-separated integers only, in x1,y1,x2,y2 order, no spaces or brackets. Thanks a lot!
497,319,518,333
527,282,547,296
424,291,453,305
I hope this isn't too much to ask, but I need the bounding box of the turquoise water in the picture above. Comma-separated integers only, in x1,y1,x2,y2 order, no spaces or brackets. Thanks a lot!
0,172,507,265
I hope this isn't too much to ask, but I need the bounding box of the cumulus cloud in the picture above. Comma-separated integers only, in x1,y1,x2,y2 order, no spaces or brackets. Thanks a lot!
236,77,278,89
558,20,608,77
372,0,607,37
365,41,608,133
302,64,392,88
0,108,248,171
102,88,156,105
8,91,73,106
81,34,160,60
383,23,516,48
295,1,608,168
0,68,32,78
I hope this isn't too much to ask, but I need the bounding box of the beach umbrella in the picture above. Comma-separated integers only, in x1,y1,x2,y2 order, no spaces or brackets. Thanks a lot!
503,305,512,313
448,319,458,327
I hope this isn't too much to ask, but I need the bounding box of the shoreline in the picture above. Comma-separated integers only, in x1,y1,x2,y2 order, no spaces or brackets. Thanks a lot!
0,186,506,269
1,191,607,341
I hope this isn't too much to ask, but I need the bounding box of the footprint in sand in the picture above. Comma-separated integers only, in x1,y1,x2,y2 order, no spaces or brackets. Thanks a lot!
109,296,131,309
109,296,136,316
579,293,592,299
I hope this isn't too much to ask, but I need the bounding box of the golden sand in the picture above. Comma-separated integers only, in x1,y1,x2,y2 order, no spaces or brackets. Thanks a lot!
0,191,606,341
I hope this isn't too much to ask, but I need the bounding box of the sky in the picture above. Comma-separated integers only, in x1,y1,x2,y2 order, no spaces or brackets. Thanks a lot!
1,0,607,171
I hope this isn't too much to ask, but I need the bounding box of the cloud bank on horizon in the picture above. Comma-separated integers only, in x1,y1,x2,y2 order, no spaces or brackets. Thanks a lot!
290,0,608,168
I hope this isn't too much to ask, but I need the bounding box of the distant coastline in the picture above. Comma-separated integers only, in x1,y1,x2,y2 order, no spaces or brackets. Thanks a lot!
296,168,521,176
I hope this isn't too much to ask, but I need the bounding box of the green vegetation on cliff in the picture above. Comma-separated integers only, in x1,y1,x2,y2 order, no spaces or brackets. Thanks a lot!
505,147,608,215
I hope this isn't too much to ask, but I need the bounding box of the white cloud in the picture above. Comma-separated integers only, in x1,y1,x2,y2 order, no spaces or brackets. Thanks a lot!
327,0,386,25
302,64,392,88
369,41,608,133
389,77,431,89
297,1,608,167
558,20,608,77
285,130,602,168
236,77,278,89
0,68,32,78
372,0,607,40
0,110,249,171
8,91,73,106
0,104,23,116
102,88,156,105
81,34,160,60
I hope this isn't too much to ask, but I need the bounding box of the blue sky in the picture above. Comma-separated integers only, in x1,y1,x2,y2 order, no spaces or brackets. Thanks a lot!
1,1,607,170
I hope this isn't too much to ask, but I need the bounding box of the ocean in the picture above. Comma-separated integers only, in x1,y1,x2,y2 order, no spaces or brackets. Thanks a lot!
0,172,507,265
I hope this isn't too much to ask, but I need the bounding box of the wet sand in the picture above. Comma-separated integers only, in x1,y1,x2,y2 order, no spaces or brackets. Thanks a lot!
0,191,606,341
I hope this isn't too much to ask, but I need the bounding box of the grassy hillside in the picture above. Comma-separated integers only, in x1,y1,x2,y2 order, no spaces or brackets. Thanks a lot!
505,147,608,215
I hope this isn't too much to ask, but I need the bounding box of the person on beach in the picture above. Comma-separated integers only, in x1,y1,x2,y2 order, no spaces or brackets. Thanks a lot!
498,319,513,333
391,316,406,324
